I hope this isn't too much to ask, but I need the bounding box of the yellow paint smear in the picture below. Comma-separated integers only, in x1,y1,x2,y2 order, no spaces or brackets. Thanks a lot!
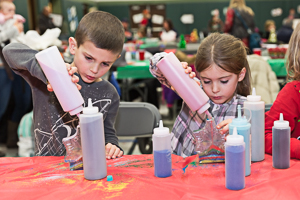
60,178,76,184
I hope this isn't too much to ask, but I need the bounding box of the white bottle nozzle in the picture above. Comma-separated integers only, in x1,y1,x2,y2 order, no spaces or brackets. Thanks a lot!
88,98,92,107
226,127,244,144
159,120,163,128
233,127,238,136
247,87,261,101
82,98,99,114
279,113,283,121
252,88,256,96
154,120,169,136
274,113,289,128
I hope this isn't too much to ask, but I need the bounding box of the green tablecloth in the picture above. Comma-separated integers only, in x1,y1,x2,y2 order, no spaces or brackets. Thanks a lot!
116,60,153,79
267,59,287,77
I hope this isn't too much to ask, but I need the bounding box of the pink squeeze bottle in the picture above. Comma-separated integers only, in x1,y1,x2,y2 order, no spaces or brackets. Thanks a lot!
156,52,211,117
35,46,84,116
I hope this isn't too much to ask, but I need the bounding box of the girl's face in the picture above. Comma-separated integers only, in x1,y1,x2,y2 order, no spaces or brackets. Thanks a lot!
199,63,246,104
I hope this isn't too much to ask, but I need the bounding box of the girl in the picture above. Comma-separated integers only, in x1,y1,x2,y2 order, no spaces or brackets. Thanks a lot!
149,32,251,157
265,23,300,160
224,0,255,48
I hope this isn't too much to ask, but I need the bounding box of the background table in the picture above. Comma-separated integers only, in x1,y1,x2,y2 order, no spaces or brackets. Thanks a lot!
116,60,154,101
267,59,287,77
1,154,300,200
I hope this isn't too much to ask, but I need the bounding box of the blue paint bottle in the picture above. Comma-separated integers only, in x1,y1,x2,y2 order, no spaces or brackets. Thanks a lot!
229,105,251,176
152,120,172,178
272,113,290,169
225,127,245,190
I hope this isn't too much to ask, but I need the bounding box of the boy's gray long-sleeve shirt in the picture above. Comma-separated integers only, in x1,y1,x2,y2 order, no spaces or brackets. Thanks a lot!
3,43,120,156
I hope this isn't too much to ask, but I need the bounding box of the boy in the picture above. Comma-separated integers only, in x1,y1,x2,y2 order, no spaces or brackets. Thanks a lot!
3,11,125,159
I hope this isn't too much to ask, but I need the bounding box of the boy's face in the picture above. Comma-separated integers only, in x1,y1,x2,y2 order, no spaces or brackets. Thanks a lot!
69,38,120,83
199,63,246,104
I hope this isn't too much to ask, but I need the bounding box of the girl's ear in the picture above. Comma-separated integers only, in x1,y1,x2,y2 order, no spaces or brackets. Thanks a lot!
238,67,246,82
68,37,77,55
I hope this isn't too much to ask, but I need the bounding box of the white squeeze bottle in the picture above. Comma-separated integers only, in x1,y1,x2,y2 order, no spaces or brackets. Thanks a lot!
244,88,265,162
35,46,84,116
80,98,107,180
156,52,211,117
152,120,172,178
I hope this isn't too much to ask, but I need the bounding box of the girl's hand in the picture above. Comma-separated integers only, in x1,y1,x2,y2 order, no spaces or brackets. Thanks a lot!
47,63,82,92
216,119,233,134
105,143,124,159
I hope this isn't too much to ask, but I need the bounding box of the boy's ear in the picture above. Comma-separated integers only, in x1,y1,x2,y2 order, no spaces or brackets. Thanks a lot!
238,67,246,82
69,37,77,55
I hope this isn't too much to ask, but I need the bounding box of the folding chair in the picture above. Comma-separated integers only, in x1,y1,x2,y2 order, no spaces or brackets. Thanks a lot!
114,102,161,154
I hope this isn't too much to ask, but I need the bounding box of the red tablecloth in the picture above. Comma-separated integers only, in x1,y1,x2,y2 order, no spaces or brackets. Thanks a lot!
0,154,299,200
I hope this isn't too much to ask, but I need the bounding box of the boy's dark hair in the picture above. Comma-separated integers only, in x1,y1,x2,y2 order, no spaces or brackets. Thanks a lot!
75,11,125,54
195,32,251,96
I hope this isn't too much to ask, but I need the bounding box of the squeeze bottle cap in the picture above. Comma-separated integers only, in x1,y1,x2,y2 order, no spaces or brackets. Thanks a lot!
153,120,169,136
226,127,244,144
246,88,261,102
273,113,289,128
82,98,99,114
231,105,248,126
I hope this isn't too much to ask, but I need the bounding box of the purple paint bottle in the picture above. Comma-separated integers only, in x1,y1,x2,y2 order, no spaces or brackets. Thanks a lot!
152,120,172,178
225,127,245,190
80,98,107,180
272,113,290,169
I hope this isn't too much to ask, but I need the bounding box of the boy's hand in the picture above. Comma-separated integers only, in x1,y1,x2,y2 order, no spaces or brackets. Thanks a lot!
216,119,232,134
105,143,123,159
47,63,82,92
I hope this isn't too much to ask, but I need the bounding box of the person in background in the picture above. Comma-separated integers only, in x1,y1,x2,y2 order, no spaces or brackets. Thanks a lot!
286,8,298,20
0,1,25,43
277,18,294,44
262,20,276,40
0,0,31,155
160,19,178,43
3,11,124,158
208,9,224,33
224,0,255,48
121,18,133,42
265,23,300,160
140,9,152,37
150,33,251,157
0,0,25,25
38,5,56,35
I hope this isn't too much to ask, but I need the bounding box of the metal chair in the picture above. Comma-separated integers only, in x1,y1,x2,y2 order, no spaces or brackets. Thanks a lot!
115,102,161,154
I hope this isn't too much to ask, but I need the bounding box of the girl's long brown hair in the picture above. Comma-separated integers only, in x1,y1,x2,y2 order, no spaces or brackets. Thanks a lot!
195,32,251,96
286,23,300,82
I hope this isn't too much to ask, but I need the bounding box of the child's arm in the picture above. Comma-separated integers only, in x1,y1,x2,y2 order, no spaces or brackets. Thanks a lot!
265,82,300,159
103,90,123,159
3,43,48,85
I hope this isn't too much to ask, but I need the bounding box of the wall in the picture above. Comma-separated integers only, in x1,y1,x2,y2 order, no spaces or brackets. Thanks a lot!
14,0,300,37
99,0,300,35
